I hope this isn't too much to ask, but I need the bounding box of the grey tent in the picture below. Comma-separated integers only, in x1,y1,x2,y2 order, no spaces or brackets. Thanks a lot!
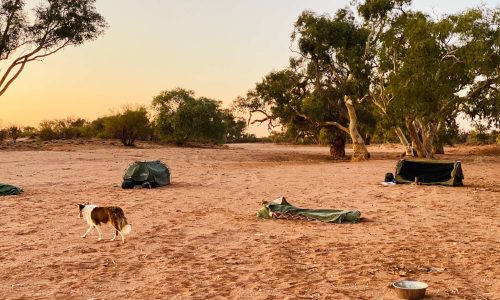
394,159,464,186
122,160,171,188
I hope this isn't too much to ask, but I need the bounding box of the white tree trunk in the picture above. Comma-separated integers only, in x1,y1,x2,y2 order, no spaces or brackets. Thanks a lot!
394,126,413,156
345,95,370,161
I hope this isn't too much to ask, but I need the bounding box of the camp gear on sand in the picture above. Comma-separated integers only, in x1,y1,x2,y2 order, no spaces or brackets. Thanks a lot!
0,183,23,196
394,159,464,186
393,280,428,300
257,197,361,223
121,160,171,189
384,172,395,182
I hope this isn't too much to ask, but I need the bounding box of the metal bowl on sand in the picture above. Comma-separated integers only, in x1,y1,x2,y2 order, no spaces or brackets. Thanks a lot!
393,280,428,300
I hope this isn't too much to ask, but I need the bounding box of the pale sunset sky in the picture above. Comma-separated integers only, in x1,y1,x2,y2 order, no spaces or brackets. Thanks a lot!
0,0,498,136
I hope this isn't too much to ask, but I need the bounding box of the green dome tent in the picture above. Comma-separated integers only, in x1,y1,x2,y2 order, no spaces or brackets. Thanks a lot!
122,161,171,188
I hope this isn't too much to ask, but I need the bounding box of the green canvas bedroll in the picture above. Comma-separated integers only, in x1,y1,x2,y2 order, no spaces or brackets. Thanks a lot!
257,197,361,223
122,160,171,188
0,183,23,196
394,159,464,186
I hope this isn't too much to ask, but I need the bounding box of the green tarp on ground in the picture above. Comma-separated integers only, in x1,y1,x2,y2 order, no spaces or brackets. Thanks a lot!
395,159,464,186
0,184,23,196
257,197,361,223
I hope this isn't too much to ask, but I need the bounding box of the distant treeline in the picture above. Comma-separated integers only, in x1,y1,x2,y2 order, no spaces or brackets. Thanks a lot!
0,115,497,147
0,88,266,146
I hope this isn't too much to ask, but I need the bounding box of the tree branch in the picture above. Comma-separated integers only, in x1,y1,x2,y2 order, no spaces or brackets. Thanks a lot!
0,38,70,96
292,107,350,134
0,56,28,96
466,78,495,100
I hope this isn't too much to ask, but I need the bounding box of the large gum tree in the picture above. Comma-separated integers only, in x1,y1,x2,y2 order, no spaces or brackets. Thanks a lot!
360,0,499,157
0,0,107,96
235,9,373,161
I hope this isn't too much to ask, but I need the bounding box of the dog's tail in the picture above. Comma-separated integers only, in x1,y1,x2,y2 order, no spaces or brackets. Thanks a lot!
108,207,132,236
122,224,132,235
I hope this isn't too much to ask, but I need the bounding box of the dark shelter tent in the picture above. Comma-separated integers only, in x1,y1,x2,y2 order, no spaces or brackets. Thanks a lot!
0,183,23,196
394,159,464,186
122,160,171,188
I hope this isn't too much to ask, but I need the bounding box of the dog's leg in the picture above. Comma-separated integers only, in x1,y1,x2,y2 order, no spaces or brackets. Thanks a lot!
95,225,103,241
110,230,117,241
118,230,125,243
81,225,94,238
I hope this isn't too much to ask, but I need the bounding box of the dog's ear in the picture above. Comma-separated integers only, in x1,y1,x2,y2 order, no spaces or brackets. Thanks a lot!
78,204,85,211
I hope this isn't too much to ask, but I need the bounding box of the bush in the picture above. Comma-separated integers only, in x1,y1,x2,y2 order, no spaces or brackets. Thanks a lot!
0,129,6,143
22,126,38,139
466,129,498,145
104,106,151,146
38,120,57,141
269,131,291,143
152,88,243,145
37,118,89,140
6,126,21,143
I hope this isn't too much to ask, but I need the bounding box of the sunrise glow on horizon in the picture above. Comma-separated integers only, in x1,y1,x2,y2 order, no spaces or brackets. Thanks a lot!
1,0,497,136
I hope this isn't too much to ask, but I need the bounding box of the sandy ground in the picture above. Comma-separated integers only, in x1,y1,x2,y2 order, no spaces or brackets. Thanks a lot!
0,141,498,299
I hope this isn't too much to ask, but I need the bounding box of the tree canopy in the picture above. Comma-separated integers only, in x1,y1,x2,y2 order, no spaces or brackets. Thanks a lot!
364,1,499,157
235,9,375,160
104,106,151,146
152,88,246,145
235,0,498,159
0,0,107,96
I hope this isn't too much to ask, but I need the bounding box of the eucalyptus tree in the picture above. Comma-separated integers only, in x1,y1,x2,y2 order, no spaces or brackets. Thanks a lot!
152,88,229,145
360,0,499,157
235,9,373,160
0,0,107,96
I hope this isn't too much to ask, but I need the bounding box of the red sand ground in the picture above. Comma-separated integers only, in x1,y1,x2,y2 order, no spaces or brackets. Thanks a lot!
0,141,498,299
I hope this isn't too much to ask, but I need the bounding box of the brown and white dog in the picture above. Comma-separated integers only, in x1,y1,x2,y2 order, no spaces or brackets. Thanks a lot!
78,204,132,243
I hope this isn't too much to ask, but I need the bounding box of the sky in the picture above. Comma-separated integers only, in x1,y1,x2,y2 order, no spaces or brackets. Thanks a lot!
0,0,498,136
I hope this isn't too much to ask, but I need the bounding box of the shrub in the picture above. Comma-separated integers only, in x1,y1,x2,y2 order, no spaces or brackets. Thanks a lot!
6,126,21,143
104,106,151,146
152,88,241,145
0,129,6,143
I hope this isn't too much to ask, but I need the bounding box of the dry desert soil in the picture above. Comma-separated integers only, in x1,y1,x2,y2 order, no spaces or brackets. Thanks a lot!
0,141,499,299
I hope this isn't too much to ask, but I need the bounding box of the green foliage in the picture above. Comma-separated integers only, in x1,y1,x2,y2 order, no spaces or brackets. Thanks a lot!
222,109,248,143
234,8,376,155
434,120,462,146
367,4,499,156
466,130,497,145
86,116,110,138
466,124,499,145
22,126,38,139
152,88,241,145
104,106,151,146
6,125,21,143
38,120,57,141
74,116,112,139
268,131,291,144
57,118,87,139
0,128,6,142
318,128,335,145
0,0,107,96
37,117,89,140
357,0,411,20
